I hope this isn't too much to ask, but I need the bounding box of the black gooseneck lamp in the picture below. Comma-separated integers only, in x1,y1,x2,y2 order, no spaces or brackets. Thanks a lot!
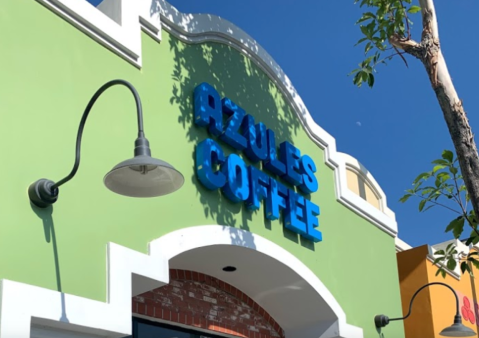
28,79,184,208
375,282,476,337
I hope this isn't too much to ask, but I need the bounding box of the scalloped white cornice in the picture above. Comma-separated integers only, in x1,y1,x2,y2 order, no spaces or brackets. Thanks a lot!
34,0,398,236
157,1,398,236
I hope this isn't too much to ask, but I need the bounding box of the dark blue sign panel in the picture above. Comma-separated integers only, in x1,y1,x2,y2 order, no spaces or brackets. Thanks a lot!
194,82,322,242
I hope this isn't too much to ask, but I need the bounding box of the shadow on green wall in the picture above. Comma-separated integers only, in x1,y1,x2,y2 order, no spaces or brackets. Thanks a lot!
31,203,69,323
166,32,315,251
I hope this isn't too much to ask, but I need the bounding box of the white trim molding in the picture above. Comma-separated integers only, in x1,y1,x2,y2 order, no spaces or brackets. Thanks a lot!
398,238,472,280
35,0,162,66
156,1,398,237
34,0,398,237
395,237,412,252
0,226,363,338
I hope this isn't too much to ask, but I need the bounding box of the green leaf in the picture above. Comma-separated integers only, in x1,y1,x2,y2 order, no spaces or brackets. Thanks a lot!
437,172,451,182
348,68,360,76
357,16,373,24
445,217,465,239
364,42,372,55
422,205,434,212
433,164,446,173
412,181,424,192
432,159,449,165
469,210,477,222
442,150,454,162
354,37,368,46
364,56,374,66
408,5,421,14
471,259,479,270
399,194,412,203
360,25,369,37
435,268,446,278
465,233,478,246
419,199,427,212
461,261,471,274
433,256,445,265
367,73,375,87
470,231,479,245
413,171,429,185
353,72,362,87
361,71,369,82
447,258,457,271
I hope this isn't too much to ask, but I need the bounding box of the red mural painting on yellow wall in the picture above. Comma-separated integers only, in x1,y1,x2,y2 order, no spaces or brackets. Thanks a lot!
460,295,479,325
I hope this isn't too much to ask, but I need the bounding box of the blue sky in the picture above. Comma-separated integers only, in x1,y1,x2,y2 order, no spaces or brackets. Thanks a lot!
88,0,479,248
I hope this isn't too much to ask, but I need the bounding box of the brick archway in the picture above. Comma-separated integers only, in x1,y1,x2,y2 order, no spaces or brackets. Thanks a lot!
133,269,285,338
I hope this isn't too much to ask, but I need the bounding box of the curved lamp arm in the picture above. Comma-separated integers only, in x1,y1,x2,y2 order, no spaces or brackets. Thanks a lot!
375,282,459,328
52,79,146,190
29,79,155,208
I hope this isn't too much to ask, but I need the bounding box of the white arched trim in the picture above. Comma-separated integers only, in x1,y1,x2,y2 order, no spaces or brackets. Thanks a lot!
33,0,397,237
0,226,362,338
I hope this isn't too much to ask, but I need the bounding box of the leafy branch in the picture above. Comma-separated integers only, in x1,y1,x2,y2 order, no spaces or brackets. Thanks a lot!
351,0,421,87
400,150,479,277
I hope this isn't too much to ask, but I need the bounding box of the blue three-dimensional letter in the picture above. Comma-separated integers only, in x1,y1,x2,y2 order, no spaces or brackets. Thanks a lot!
196,139,226,190
194,83,223,136
221,154,250,202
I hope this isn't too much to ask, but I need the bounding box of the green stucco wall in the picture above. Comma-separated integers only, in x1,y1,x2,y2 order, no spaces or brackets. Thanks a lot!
0,1,404,337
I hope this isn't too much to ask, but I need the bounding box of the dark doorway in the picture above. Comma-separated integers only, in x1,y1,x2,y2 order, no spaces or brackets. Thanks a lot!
126,318,231,338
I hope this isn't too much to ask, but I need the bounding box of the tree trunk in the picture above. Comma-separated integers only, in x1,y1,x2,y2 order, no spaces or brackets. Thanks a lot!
391,0,479,229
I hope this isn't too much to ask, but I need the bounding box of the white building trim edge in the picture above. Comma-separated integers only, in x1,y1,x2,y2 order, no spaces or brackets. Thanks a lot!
0,226,362,338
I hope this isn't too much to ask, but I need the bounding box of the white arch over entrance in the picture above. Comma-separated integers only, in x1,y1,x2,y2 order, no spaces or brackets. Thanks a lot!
151,225,363,338
0,225,362,338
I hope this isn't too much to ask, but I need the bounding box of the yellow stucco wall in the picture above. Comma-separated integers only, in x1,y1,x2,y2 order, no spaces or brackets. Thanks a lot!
398,246,479,337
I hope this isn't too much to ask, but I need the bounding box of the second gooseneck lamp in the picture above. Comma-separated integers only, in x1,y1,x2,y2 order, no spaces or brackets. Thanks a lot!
375,282,475,337
28,79,184,208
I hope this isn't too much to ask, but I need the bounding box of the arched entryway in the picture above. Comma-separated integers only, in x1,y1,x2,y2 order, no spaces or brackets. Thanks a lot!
133,225,362,338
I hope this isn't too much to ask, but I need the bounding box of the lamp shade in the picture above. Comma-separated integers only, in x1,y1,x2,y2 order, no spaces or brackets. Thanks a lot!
104,155,184,197
439,323,476,337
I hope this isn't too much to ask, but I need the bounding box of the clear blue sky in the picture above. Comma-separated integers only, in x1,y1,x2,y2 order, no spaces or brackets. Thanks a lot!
88,0,479,248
